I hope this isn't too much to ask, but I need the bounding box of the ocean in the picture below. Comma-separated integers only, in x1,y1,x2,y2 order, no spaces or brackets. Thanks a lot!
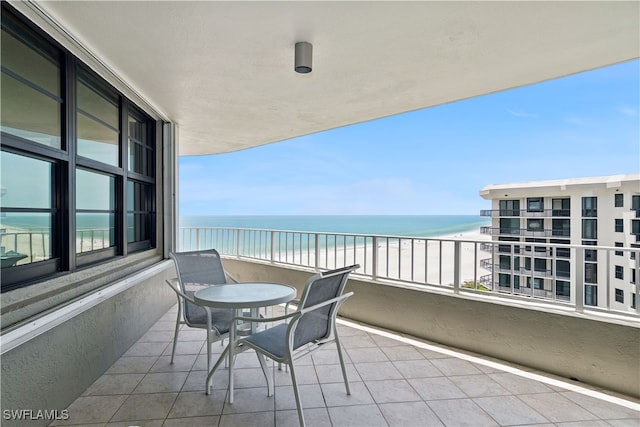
179,215,490,238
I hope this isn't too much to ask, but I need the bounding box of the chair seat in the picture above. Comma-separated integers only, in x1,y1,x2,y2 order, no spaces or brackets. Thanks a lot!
243,323,289,360
185,290,233,334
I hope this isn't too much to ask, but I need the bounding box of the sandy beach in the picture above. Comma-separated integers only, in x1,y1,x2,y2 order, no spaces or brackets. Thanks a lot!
273,228,492,287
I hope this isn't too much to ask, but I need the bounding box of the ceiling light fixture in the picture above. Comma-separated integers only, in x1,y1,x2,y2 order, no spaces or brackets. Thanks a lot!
294,41,312,74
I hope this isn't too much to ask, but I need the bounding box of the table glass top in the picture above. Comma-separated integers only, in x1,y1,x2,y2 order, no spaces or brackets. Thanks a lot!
193,282,296,308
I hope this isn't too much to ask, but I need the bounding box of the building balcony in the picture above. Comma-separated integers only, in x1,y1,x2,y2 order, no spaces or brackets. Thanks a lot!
481,227,572,238
48,301,639,426
2,227,639,426
480,209,571,218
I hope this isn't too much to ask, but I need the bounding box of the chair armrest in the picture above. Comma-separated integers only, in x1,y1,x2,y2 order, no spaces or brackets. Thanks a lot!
165,279,198,305
232,311,299,324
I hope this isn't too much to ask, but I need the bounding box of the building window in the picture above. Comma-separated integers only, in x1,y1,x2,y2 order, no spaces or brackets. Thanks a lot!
615,194,624,208
615,265,624,280
582,197,597,217
526,277,544,290
615,242,623,256
556,260,570,278
615,219,623,233
585,284,598,306
499,200,520,217
632,268,636,285
582,219,597,240
498,273,511,287
585,263,597,284
556,281,570,299
632,195,640,211
1,15,62,149
0,6,156,291
527,197,543,213
552,219,570,237
526,219,544,232
615,288,624,303
499,255,511,270
632,294,636,309
534,258,547,273
552,198,570,217
583,240,598,262
632,220,640,242
499,218,520,235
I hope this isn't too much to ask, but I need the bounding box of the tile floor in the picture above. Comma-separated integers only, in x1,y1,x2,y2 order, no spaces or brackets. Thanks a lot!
51,304,640,427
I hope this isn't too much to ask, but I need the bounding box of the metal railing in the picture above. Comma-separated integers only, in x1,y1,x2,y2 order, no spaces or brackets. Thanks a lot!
179,226,640,317
480,209,571,217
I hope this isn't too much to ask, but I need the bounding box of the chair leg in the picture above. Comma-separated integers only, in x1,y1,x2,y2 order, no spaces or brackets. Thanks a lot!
289,361,306,427
334,331,351,395
255,352,273,396
170,303,182,364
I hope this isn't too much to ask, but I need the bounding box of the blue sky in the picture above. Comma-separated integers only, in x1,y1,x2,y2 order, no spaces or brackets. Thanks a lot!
180,59,639,216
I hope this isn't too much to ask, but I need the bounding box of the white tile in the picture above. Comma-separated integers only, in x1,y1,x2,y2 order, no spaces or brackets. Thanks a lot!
328,404,388,427
474,395,549,425
378,401,444,427
365,379,422,404
427,398,498,426
518,392,600,423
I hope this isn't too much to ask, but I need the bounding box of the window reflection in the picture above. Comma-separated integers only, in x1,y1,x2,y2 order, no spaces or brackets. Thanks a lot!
0,27,61,149
77,78,119,166
0,151,54,267
76,169,115,253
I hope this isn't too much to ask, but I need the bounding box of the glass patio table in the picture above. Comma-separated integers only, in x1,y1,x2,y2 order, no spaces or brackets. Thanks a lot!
193,282,296,403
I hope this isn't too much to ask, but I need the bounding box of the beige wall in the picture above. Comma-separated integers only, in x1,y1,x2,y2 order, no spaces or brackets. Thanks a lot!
224,258,640,399
0,263,176,427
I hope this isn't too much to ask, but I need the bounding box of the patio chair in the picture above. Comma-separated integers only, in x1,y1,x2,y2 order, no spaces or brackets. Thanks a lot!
234,264,359,427
167,249,237,364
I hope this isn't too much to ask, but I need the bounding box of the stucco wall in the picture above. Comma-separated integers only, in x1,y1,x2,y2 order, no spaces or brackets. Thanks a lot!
0,263,176,427
223,258,640,399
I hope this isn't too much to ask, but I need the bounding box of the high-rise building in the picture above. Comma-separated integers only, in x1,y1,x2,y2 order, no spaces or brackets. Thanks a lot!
479,174,640,313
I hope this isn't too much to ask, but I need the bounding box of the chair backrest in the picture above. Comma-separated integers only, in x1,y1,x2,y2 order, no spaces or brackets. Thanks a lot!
292,264,359,350
170,249,229,325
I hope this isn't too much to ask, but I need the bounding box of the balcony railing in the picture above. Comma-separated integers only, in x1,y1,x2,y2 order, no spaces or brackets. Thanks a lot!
179,226,640,317
481,227,573,238
480,209,571,217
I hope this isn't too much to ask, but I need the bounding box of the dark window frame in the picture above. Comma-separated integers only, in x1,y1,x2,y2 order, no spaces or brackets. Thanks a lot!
615,194,624,208
0,4,157,291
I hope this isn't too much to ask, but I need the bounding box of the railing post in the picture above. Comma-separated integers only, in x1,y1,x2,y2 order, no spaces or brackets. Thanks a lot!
635,251,640,314
196,228,200,250
236,228,241,257
372,236,378,280
314,233,320,269
270,231,275,263
574,246,584,313
453,240,461,294
605,249,611,311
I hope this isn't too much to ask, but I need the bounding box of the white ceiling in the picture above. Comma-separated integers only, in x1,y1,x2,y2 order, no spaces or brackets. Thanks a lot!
22,1,640,156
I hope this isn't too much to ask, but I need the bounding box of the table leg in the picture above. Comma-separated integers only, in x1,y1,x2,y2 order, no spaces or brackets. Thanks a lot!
205,308,212,393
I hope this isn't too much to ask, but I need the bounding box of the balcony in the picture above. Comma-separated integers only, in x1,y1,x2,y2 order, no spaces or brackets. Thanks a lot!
51,302,639,426
480,209,571,218
3,227,639,426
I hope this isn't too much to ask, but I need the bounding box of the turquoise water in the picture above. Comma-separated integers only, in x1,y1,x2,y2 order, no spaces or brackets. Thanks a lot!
180,215,489,238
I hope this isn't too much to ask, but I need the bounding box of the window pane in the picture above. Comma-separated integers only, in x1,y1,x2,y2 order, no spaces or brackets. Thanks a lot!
527,198,543,212
77,114,119,166
1,72,61,149
76,169,114,210
127,180,151,244
582,219,597,239
0,28,60,94
76,213,115,253
0,212,52,267
77,80,118,129
1,151,52,208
